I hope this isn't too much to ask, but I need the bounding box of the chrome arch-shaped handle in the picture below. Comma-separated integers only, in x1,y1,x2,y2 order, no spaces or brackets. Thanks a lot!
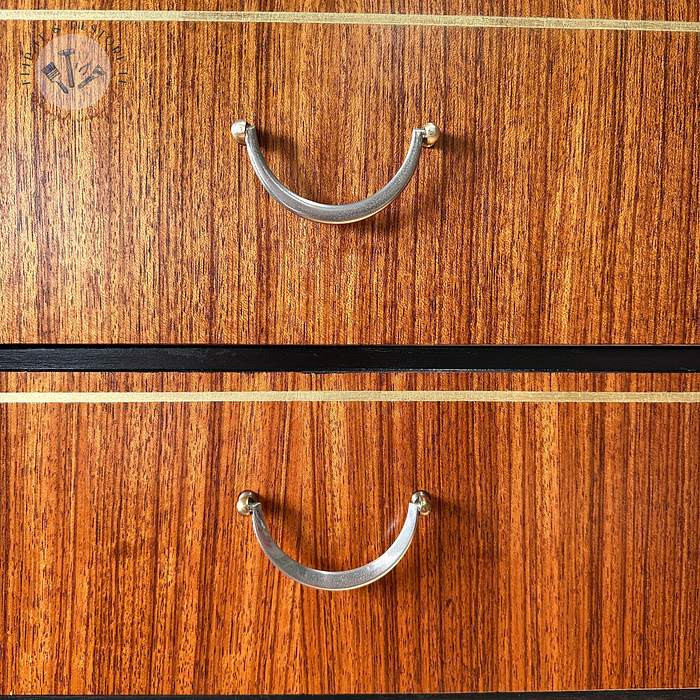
231,120,440,224
237,490,432,590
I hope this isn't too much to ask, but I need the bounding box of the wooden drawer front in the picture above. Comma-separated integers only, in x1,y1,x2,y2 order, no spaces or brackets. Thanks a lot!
1,389,699,694
3,18,700,344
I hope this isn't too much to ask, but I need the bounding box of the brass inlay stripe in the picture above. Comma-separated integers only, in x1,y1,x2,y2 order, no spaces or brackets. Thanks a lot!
0,391,699,404
1,10,700,32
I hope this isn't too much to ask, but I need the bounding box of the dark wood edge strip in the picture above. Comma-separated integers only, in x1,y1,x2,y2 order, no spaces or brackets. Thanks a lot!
0,345,699,373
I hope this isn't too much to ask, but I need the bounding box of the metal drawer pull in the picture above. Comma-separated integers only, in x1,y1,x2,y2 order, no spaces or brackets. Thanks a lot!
231,120,440,224
237,490,432,590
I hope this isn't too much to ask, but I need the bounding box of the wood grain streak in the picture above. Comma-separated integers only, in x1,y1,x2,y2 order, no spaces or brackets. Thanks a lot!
2,22,699,343
1,398,699,693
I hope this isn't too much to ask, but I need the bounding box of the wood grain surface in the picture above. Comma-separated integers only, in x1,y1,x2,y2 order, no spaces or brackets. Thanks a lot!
3,370,700,393
3,3,700,21
1,389,699,693
2,20,699,344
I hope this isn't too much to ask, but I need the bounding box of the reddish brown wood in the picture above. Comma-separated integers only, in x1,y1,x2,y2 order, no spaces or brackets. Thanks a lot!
3,2,700,20
2,21,699,344
2,370,700,393
1,390,699,693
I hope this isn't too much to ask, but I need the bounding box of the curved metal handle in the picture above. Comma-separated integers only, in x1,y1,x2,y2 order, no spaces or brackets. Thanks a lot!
231,119,440,224
237,490,432,590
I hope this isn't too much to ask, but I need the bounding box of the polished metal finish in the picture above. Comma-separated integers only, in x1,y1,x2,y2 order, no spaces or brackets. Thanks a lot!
231,119,248,145
237,490,432,590
412,490,433,515
421,122,440,147
232,119,440,224
236,490,258,516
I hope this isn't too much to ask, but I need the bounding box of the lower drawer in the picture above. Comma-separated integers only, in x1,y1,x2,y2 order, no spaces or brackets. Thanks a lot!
1,373,699,694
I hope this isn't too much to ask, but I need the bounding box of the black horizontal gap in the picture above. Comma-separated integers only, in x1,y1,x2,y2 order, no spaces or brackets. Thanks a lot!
0,345,698,373
12,692,700,700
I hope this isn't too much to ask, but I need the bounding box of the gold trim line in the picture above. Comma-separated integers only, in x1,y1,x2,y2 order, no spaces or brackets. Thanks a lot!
0,390,699,404
1,10,700,32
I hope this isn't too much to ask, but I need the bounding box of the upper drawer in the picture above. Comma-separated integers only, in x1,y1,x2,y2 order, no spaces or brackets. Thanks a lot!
2,17,699,343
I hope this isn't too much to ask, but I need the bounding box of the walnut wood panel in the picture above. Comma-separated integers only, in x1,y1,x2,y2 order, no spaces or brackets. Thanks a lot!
3,3,700,21
2,22,700,344
1,396,699,693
